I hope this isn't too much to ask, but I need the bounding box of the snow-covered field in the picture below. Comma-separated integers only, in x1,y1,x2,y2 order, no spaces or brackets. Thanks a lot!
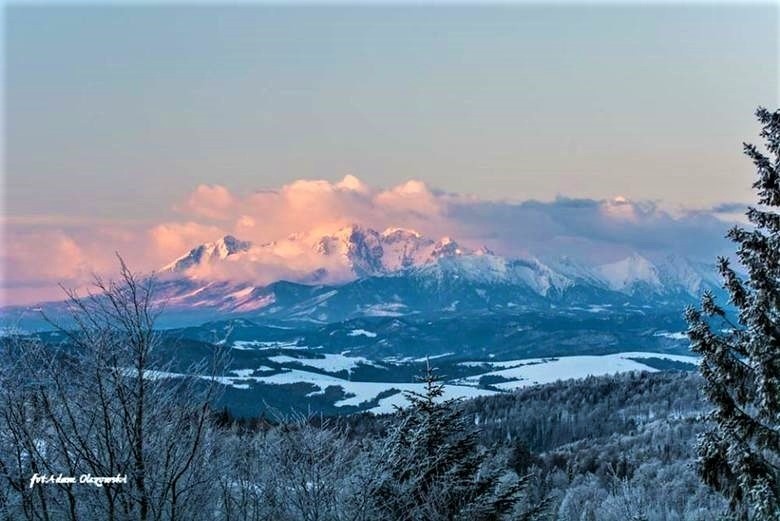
132,351,698,415
456,352,698,391
247,369,496,414
267,354,377,373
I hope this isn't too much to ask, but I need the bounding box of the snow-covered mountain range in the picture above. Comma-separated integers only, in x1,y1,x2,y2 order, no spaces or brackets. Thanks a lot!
148,225,722,321
0,224,723,329
163,226,491,280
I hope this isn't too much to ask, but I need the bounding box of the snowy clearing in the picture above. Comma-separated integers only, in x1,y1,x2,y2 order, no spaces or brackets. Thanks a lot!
126,351,699,414
251,369,496,414
268,354,377,373
456,352,698,390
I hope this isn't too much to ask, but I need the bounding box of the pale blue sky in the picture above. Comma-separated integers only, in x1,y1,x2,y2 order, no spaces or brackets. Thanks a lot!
6,3,779,220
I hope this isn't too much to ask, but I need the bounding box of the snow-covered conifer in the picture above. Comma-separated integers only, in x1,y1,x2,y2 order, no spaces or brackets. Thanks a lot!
368,362,548,520
686,106,780,520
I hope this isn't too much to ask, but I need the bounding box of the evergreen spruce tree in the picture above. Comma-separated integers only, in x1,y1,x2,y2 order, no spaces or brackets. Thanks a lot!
368,362,548,521
685,106,780,520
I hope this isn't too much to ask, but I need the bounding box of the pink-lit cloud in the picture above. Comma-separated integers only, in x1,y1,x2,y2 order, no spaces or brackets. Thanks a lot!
149,221,227,260
172,175,455,245
177,184,237,220
0,175,739,305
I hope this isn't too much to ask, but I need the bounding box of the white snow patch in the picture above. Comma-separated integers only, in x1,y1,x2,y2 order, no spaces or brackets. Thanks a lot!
457,352,698,390
240,369,495,414
231,340,300,350
443,300,460,311
364,385,493,415
348,329,377,338
231,294,275,312
654,331,688,340
229,367,273,377
382,356,416,363
269,354,377,373
596,254,661,291
360,303,407,317
228,287,254,299
413,352,454,362
124,368,255,390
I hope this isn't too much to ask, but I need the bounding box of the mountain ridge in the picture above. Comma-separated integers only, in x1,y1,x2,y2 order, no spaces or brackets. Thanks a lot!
1,225,724,328
144,226,723,321
159,225,718,297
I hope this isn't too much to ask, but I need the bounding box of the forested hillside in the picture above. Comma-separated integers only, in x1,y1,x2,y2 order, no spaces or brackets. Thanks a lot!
338,370,726,520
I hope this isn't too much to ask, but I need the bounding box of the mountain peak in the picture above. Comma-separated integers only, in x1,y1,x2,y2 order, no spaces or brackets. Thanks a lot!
430,236,465,259
216,235,251,256
381,227,422,240
163,235,252,272
595,253,661,292
313,225,384,276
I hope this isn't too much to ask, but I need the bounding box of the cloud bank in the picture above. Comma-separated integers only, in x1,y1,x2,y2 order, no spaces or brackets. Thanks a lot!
2,175,741,305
